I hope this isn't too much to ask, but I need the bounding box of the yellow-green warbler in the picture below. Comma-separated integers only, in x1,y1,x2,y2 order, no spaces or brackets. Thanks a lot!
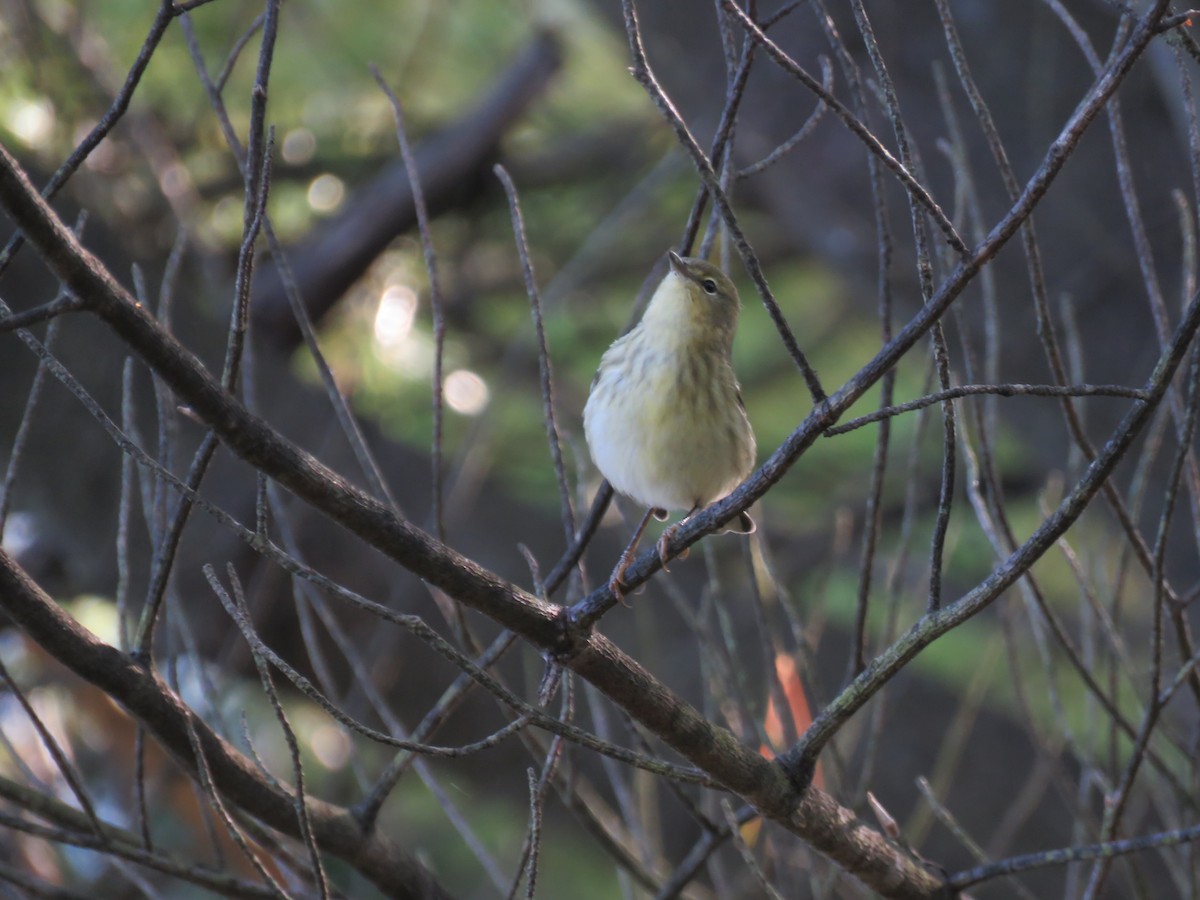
584,251,756,596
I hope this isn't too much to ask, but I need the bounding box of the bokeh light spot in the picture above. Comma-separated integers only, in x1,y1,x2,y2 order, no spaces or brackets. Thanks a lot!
444,369,489,415
307,173,345,212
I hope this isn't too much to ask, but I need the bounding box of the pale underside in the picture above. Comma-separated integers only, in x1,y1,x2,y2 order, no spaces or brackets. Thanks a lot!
584,325,755,513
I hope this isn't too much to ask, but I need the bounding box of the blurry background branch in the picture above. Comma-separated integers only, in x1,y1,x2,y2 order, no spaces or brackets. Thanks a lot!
251,32,564,348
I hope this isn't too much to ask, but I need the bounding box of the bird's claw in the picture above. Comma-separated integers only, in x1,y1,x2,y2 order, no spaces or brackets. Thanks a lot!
656,530,673,571
608,575,632,607
608,554,634,607
656,523,690,571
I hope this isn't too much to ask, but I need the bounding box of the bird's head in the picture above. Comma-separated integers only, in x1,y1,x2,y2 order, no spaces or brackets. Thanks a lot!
657,250,742,339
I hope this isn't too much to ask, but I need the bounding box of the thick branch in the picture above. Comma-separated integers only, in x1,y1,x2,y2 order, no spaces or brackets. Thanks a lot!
0,548,449,899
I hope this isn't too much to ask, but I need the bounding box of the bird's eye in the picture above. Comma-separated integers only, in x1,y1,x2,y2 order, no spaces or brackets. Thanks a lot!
701,278,718,295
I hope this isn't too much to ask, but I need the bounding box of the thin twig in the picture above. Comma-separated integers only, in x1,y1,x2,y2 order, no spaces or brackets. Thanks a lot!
826,383,1148,435
215,567,329,900
622,0,826,403
0,810,279,898
495,164,577,548
133,4,280,659
371,65,448,543
0,658,107,842
0,295,84,332
738,55,834,179
951,821,1200,890
721,0,968,258
915,777,1040,900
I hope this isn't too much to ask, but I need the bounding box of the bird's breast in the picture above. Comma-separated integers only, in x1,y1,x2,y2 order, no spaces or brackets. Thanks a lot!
584,332,754,512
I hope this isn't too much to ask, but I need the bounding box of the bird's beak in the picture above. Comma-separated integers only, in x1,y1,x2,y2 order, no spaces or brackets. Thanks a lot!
667,250,685,273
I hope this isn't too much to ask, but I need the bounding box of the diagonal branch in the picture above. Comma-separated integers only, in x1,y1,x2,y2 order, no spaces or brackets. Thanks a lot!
0,547,449,900
0,140,943,898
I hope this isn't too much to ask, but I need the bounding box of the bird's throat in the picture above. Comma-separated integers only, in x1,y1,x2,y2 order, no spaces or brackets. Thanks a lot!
641,273,734,355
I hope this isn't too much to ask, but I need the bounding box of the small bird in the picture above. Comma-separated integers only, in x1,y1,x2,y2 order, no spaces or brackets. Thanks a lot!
584,250,756,596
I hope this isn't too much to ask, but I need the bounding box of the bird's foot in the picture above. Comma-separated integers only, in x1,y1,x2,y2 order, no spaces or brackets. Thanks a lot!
605,507,665,605
656,520,691,571
608,550,636,607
